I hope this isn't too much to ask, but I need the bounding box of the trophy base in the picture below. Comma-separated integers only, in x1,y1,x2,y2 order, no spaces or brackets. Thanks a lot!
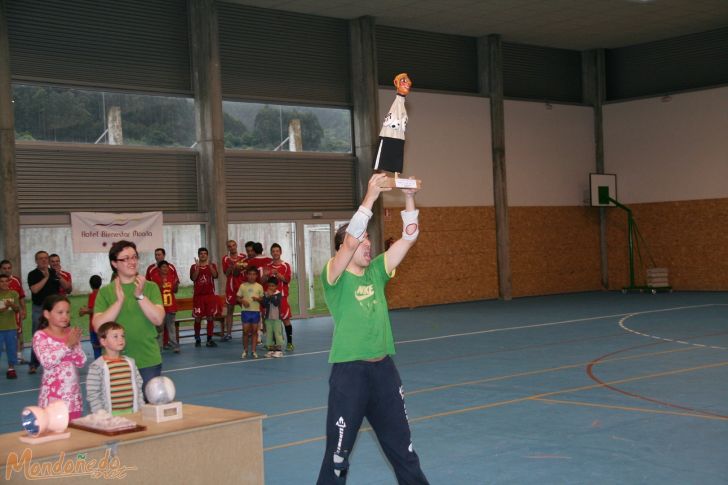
377,174,421,189
19,431,71,444
142,402,183,423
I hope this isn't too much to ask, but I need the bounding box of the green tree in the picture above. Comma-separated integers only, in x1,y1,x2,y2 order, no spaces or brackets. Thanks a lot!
223,111,248,148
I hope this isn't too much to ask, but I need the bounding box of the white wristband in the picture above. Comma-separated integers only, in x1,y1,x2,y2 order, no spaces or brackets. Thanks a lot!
346,205,373,241
401,209,419,241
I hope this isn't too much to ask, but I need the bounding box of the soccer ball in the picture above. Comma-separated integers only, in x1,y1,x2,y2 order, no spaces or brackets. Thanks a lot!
145,376,176,405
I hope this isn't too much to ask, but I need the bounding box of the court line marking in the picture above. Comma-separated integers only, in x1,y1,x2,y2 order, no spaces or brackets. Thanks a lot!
264,360,728,451
586,334,728,417
262,346,701,421
533,397,728,421
618,305,728,350
1,302,721,398
404,345,699,398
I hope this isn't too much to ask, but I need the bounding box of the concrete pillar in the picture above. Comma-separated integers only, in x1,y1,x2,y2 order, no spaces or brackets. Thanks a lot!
0,0,21,269
582,49,608,289
478,34,512,300
107,106,123,145
349,16,383,254
288,119,302,152
188,0,228,286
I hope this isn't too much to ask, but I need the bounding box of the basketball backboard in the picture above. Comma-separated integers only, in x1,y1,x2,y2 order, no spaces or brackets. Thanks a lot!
590,173,617,207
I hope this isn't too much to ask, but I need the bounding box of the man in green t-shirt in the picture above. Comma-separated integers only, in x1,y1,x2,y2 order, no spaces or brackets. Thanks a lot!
317,173,428,485
93,240,165,399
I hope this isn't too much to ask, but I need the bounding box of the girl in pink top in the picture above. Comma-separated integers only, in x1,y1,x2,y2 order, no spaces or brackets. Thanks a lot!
32,295,87,420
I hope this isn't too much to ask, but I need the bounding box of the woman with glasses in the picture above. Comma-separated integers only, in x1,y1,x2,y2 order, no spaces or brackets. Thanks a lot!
93,240,165,399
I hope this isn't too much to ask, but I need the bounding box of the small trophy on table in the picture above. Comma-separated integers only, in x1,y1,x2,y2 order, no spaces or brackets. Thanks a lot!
374,73,421,189
142,376,183,423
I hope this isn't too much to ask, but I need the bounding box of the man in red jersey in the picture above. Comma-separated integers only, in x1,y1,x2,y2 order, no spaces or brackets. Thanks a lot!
146,248,180,283
190,247,220,348
0,260,27,363
247,242,272,283
150,260,180,353
262,244,294,351
49,254,73,295
146,248,179,346
222,240,246,342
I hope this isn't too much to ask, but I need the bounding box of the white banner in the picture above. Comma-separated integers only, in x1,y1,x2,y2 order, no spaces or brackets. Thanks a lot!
71,212,164,253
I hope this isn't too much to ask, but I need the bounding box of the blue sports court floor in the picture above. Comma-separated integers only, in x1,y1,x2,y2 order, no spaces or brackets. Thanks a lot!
2,291,727,484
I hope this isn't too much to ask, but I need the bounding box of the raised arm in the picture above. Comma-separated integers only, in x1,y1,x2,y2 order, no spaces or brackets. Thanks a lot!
93,278,124,330
58,273,73,293
134,276,165,326
29,269,50,294
327,173,391,284
384,185,420,273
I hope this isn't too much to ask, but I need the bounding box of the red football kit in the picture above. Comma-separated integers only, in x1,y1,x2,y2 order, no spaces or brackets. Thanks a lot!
246,256,272,284
57,270,72,296
150,274,178,313
264,260,292,320
191,263,220,318
146,262,180,286
222,254,247,306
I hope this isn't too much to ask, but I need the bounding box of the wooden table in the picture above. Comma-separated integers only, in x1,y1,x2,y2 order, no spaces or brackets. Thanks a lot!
1,404,265,484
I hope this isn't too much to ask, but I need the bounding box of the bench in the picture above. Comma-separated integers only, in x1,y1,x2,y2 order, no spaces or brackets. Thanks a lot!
173,296,243,342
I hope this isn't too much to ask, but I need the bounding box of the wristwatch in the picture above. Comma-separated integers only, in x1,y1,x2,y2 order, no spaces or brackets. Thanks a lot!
135,294,145,301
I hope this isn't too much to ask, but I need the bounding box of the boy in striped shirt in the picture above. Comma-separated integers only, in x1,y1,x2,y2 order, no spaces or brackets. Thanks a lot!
86,322,145,415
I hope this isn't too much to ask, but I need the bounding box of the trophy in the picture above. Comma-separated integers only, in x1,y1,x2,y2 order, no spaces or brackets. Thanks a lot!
373,73,421,189
20,400,71,443
141,376,183,422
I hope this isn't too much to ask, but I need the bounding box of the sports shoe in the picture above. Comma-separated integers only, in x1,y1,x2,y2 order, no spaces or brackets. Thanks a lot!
223,334,232,342
206,340,217,348
274,351,284,358
287,343,294,351
7,369,17,379
163,343,174,350
265,351,275,358
241,351,248,359
173,347,181,354
252,352,259,359
194,338,201,348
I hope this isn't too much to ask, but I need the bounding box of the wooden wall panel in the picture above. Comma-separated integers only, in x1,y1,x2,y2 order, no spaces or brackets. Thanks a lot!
510,207,602,297
607,198,728,290
383,207,498,309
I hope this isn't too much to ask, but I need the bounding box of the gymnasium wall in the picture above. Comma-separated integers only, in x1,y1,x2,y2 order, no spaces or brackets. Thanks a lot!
380,90,602,307
505,101,601,297
603,86,728,290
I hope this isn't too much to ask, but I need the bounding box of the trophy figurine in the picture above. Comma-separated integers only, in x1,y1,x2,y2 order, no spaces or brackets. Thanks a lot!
373,73,421,189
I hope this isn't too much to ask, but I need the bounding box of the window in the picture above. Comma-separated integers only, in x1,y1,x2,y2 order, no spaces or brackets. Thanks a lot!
222,101,352,153
13,84,195,147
